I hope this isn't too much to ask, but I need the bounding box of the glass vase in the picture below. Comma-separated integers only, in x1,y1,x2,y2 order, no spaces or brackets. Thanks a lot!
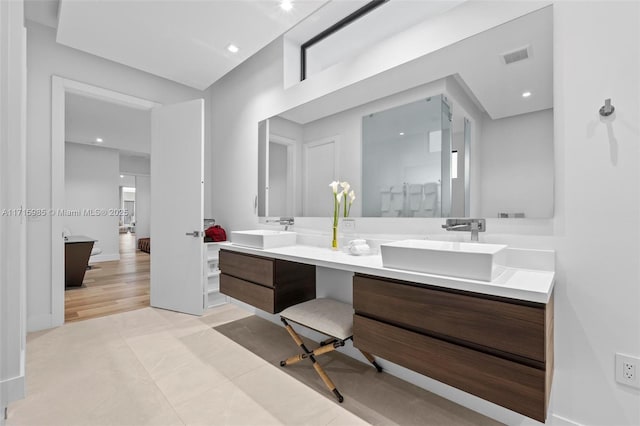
332,225,338,250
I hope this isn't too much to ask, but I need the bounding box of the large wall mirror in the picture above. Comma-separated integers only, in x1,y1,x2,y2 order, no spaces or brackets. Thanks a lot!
259,6,553,219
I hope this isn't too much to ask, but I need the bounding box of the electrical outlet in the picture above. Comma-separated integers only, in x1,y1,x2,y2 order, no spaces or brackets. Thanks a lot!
623,362,635,380
616,353,640,389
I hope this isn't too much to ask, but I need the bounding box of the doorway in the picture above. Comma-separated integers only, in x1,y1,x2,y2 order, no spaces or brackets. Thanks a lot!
61,90,154,322
303,136,340,216
52,77,158,325
268,135,296,217
52,77,206,326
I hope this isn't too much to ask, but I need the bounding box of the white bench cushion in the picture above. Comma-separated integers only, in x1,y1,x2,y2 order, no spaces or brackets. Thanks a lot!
280,298,354,341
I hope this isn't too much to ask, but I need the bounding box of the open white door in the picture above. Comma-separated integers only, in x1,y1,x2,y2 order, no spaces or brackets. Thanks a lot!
150,99,204,315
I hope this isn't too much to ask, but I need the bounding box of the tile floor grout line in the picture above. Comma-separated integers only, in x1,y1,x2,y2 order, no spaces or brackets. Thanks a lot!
112,313,189,426
117,308,265,425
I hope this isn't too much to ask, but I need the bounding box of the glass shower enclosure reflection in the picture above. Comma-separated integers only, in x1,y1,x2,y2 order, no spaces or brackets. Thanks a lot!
361,95,456,217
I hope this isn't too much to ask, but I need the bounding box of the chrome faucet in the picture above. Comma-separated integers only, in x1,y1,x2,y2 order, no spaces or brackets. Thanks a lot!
266,217,294,231
442,218,486,242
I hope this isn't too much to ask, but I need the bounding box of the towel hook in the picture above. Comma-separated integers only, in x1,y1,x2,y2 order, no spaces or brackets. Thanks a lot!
599,98,615,117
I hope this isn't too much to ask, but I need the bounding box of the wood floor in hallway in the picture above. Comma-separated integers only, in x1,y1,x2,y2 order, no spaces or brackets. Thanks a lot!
64,233,150,323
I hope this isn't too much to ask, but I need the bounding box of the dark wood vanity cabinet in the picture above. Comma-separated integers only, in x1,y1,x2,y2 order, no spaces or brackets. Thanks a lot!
353,273,554,423
219,250,315,314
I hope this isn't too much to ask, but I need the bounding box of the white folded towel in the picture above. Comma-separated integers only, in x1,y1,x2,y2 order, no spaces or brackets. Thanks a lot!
390,186,404,213
349,243,371,255
408,184,422,211
417,182,439,217
423,182,438,195
380,186,391,212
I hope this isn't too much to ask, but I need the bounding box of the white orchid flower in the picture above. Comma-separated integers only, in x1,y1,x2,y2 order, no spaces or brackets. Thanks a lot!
349,190,356,203
329,181,340,193
340,181,350,194
336,191,343,203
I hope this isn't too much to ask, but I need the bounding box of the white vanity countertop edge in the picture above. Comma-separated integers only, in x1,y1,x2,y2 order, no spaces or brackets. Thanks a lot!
221,244,555,304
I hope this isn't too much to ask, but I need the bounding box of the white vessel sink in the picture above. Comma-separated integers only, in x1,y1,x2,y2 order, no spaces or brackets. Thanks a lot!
231,230,296,249
380,239,507,282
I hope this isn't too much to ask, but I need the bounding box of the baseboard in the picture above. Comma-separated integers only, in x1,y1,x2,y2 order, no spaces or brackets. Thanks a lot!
0,374,25,405
550,414,583,426
27,313,55,332
89,253,120,263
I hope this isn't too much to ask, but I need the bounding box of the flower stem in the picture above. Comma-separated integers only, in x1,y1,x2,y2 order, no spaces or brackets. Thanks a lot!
343,193,348,217
332,226,338,250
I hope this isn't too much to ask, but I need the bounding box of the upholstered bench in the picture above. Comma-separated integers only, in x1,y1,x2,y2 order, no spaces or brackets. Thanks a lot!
279,298,382,403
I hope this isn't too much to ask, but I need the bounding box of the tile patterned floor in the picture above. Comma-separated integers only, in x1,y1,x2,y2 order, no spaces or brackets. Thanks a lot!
7,304,501,426
215,316,502,426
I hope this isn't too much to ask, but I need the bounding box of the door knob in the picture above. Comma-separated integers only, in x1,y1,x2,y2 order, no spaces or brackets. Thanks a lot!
185,231,202,237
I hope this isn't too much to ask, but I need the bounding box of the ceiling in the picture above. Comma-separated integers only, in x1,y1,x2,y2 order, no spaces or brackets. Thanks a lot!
454,7,552,120
26,0,329,90
65,93,151,155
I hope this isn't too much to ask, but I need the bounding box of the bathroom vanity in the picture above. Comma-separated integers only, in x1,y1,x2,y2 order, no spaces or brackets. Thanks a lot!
219,250,315,314
219,244,554,422
353,273,552,422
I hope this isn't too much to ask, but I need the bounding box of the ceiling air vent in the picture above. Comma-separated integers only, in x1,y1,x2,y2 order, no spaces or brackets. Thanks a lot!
502,46,530,65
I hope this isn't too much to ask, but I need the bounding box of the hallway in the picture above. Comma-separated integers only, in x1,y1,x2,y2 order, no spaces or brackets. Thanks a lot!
64,233,150,322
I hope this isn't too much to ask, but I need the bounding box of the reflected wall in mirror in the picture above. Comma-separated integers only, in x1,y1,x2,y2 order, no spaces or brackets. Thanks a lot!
258,6,553,219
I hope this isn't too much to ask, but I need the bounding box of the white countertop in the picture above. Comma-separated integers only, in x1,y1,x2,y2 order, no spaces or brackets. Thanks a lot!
221,244,555,304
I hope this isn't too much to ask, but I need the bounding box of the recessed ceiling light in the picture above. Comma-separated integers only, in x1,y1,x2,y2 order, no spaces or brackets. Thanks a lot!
95,137,103,143
120,175,124,178
227,44,239,54
399,132,405,136
522,91,532,98
280,0,293,12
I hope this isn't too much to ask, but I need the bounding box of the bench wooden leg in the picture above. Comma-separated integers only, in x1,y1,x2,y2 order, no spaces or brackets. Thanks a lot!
312,361,344,403
281,353,307,366
280,318,345,403
360,350,383,372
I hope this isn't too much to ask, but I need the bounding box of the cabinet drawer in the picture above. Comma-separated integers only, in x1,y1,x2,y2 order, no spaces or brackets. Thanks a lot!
354,315,547,422
220,250,274,287
354,275,546,362
220,273,275,313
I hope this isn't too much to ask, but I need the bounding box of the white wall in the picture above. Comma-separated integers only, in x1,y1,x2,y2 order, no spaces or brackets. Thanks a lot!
480,109,554,218
135,176,150,240
25,21,209,331
0,0,26,416
120,155,150,176
119,175,136,188
64,143,120,261
268,142,287,217
210,1,640,425
269,116,303,216
551,2,639,425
